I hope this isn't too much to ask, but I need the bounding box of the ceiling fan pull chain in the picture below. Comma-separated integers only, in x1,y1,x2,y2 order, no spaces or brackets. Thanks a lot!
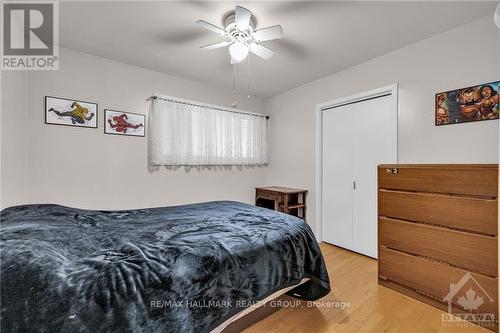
232,64,238,108
247,54,251,103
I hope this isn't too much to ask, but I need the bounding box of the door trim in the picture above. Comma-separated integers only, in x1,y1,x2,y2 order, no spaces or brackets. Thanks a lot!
315,84,399,243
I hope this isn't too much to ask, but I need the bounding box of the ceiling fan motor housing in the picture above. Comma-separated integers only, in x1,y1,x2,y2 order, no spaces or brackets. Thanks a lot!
224,11,256,41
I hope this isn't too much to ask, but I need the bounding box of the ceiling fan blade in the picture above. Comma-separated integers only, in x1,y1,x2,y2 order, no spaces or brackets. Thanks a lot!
250,43,274,60
235,5,251,31
196,20,226,35
253,25,284,42
200,41,232,50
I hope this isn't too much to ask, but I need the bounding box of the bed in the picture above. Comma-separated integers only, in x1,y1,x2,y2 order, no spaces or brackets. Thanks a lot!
0,201,330,333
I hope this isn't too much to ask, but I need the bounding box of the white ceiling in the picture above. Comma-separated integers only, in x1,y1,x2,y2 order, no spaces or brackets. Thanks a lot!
60,1,497,98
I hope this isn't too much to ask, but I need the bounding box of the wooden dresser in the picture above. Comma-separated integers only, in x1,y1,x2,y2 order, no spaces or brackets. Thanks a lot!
378,164,498,331
255,186,307,221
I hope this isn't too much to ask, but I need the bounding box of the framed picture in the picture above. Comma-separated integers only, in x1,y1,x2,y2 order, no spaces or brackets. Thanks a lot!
45,96,98,128
435,81,499,126
104,110,145,137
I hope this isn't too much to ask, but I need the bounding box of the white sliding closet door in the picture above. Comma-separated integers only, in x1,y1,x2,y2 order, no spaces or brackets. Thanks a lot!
351,95,396,258
321,92,397,259
322,104,355,250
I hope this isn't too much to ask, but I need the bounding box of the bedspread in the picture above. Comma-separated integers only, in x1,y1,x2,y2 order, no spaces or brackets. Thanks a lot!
0,201,330,332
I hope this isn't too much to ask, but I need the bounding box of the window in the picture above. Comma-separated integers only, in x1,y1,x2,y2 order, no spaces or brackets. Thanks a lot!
149,96,268,166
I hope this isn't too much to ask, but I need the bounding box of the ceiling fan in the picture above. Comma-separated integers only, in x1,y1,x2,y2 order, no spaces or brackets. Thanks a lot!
197,5,284,64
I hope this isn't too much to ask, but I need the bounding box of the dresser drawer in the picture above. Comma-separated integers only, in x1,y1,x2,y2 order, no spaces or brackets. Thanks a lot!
379,217,497,276
378,165,498,197
379,189,497,235
379,247,498,317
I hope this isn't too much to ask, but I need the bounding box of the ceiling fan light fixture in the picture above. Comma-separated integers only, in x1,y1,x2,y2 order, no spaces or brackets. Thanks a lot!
229,41,249,62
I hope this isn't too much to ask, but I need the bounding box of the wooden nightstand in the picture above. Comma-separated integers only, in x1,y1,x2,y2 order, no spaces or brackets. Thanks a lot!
255,186,307,221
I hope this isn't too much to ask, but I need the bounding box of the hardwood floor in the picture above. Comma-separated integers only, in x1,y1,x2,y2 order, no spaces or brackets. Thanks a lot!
244,243,489,333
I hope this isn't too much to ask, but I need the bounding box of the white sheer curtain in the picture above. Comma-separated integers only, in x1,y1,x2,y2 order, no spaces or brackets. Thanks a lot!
149,96,268,166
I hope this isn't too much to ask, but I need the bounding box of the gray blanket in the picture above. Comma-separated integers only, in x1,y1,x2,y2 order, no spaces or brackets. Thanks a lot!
0,201,330,332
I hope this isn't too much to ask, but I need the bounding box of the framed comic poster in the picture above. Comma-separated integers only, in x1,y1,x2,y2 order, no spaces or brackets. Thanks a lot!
435,81,499,126
45,96,98,128
104,109,145,137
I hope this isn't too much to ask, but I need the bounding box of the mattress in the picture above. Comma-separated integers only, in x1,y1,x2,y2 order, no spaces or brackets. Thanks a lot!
0,201,330,333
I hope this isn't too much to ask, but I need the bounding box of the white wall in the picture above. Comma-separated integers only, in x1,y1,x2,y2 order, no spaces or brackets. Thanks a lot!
2,16,498,224
263,16,500,236
1,71,28,208
8,47,266,210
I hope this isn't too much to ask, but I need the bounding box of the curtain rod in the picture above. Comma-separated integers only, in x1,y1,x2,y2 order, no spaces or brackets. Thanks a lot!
149,95,270,119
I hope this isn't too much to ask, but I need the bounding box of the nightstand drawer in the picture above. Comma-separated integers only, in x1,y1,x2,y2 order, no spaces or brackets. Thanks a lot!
256,190,280,201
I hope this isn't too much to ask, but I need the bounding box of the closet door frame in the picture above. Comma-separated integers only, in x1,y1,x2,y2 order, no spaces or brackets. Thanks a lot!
315,84,399,244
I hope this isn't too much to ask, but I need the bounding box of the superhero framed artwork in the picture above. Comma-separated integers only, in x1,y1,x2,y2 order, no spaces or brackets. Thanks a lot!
435,81,499,126
45,96,98,128
104,110,145,137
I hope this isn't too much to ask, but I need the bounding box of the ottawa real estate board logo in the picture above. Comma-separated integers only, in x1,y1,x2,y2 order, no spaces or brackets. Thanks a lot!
442,272,495,329
1,1,59,70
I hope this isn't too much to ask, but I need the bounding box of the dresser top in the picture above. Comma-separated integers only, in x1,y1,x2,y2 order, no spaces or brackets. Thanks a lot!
256,186,307,194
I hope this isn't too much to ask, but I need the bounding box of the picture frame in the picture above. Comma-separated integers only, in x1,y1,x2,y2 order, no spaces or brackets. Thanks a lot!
435,81,499,126
45,96,98,128
104,109,145,137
